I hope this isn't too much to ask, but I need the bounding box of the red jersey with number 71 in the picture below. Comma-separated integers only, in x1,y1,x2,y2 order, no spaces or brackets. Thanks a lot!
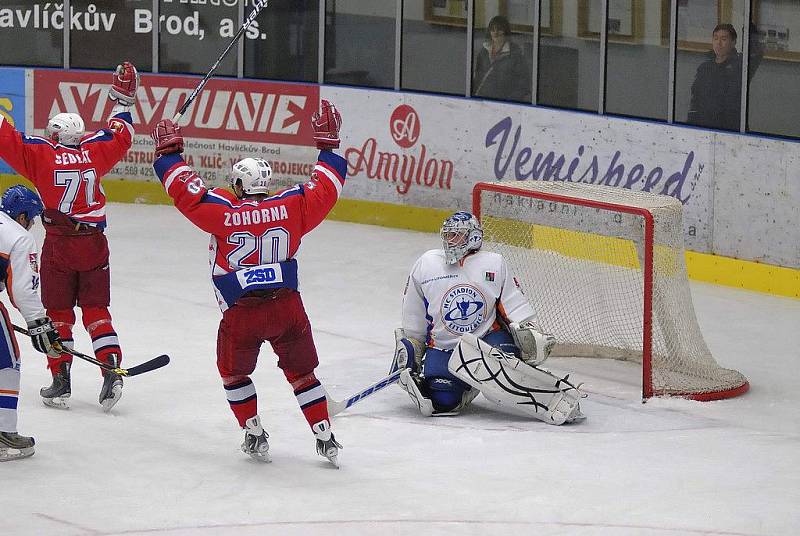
0,110,133,229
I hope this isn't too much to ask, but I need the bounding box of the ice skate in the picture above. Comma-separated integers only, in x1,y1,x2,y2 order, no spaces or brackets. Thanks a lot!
99,354,123,412
0,431,35,461
40,362,71,409
241,415,271,462
312,420,342,468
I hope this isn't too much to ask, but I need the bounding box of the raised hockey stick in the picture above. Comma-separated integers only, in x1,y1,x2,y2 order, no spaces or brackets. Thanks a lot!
172,0,270,123
326,369,402,416
12,325,170,377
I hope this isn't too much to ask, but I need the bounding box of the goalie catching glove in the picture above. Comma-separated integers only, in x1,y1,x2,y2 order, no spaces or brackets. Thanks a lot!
108,61,139,106
27,317,63,358
510,319,556,366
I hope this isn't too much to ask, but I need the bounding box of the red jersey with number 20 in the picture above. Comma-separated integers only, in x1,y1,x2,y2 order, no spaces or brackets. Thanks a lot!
0,109,134,228
153,150,347,311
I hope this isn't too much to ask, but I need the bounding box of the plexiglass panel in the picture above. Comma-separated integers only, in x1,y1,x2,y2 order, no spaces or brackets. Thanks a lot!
159,1,237,76
675,0,747,131
471,0,533,103
402,0,467,95
71,1,152,71
605,0,670,121
538,0,601,112
244,0,319,82
325,0,396,88
747,0,800,138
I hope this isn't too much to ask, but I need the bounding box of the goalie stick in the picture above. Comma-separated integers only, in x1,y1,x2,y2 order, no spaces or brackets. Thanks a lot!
326,369,402,416
173,0,270,123
12,325,169,377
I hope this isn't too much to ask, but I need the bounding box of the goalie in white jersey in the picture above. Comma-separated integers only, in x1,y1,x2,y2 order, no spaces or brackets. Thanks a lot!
390,211,585,425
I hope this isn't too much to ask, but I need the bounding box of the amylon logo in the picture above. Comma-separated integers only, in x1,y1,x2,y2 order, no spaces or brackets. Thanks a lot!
390,104,420,149
33,71,318,146
346,104,454,195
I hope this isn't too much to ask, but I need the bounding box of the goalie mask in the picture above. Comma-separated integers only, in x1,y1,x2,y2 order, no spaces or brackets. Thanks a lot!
440,211,483,264
229,158,273,197
47,113,85,146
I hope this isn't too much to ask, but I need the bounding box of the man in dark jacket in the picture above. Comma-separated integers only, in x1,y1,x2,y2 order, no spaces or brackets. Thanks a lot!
688,23,762,131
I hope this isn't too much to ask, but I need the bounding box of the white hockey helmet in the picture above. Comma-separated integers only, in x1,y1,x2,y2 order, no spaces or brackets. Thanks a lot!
229,158,273,197
46,112,85,146
440,211,483,264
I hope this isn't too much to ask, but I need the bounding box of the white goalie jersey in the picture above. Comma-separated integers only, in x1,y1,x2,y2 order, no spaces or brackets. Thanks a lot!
402,249,535,351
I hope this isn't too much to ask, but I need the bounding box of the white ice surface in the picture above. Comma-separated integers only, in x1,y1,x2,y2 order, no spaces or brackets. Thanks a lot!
3,203,799,536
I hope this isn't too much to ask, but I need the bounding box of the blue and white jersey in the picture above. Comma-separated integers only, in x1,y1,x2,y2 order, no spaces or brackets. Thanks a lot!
402,249,535,351
0,211,46,323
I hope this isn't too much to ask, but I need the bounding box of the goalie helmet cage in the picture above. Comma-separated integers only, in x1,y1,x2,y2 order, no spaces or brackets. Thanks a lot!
473,181,749,401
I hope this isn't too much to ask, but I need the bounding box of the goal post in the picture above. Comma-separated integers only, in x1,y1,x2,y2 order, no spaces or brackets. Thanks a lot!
473,181,749,401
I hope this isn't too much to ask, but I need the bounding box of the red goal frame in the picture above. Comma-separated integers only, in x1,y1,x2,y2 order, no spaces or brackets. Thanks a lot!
473,182,750,401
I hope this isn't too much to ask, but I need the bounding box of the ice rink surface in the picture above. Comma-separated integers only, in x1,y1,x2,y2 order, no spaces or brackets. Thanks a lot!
3,203,799,536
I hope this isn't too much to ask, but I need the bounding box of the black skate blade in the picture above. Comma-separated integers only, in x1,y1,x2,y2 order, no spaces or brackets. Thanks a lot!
123,354,170,377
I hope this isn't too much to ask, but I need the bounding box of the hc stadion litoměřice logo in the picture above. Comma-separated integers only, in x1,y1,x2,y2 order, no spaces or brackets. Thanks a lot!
390,104,420,149
344,103,454,195
441,285,486,335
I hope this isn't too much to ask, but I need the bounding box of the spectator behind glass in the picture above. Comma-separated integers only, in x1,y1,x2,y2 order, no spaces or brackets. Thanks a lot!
473,15,530,102
688,23,763,131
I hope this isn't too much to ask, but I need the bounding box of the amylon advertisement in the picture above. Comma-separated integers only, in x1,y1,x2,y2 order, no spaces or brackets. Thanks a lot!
0,67,26,175
322,86,716,252
33,69,320,189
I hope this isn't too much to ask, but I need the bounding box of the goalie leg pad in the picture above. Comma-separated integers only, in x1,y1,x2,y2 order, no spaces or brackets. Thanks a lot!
448,334,584,425
398,369,433,417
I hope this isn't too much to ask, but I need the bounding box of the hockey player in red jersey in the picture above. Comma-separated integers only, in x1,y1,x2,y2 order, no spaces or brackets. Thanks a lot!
0,61,139,412
151,100,346,466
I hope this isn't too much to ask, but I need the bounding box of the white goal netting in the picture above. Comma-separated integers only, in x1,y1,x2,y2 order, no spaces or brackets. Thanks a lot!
475,181,748,400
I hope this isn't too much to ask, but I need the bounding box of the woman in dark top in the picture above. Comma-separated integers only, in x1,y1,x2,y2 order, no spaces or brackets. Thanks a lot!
473,16,530,102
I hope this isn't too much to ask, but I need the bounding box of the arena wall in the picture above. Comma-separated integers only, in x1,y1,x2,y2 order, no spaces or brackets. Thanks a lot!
1,67,797,298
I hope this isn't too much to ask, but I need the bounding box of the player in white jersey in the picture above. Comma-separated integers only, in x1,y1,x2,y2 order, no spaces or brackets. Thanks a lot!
389,211,585,424
0,186,63,461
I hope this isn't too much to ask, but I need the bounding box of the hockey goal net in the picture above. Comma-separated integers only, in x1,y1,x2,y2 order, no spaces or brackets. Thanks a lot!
473,181,749,401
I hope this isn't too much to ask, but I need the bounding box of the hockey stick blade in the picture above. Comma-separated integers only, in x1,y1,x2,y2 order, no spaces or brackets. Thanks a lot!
121,354,170,377
327,369,402,416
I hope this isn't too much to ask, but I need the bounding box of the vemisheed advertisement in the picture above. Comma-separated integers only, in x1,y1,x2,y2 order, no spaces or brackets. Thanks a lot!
33,69,320,191
322,86,714,251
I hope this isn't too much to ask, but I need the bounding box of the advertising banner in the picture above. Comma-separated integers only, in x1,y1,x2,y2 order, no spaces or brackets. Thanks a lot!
0,67,27,174
33,69,319,189
22,70,797,265
323,87,715,251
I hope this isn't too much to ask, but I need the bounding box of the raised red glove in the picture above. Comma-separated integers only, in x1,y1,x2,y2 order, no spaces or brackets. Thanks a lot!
109,61,139,106
151,119,184,157
312,99,342,150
